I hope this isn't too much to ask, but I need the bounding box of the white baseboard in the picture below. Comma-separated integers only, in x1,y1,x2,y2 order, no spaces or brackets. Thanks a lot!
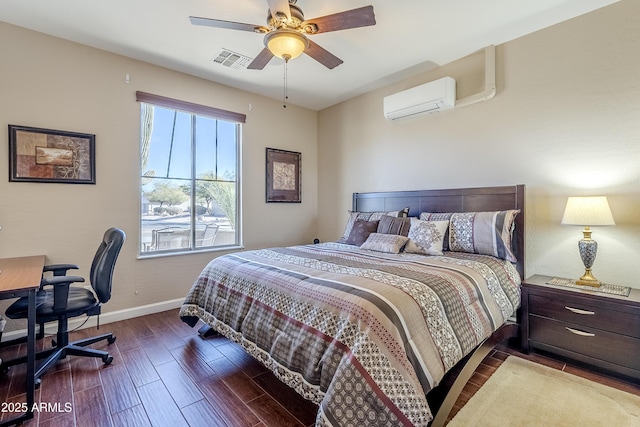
2,298,184,342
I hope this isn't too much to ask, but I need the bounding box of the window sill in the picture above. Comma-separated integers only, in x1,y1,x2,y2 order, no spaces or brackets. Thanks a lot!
137,244,244,260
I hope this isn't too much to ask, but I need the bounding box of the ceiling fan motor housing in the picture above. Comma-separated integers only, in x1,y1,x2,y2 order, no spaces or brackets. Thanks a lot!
268,4,307,31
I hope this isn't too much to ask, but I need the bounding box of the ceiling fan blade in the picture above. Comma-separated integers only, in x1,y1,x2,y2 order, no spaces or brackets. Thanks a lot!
305,40,343,69
266,0,291,21
189,16,263,32
303,5,376,34
247,48,274,70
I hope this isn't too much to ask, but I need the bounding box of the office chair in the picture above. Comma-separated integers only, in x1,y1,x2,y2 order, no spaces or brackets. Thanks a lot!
1,227,125,383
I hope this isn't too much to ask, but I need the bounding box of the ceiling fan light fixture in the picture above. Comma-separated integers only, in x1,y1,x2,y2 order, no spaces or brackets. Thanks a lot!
265,29,309,61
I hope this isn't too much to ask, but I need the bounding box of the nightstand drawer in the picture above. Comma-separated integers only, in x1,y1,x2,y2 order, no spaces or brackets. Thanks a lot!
529,315,640,372
528,294,640,339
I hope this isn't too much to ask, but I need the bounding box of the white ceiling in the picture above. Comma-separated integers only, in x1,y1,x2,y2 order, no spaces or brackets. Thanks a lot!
1,0,619,110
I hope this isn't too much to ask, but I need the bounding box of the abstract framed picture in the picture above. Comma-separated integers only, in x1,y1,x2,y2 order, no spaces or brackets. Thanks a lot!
8,125,96,184
266,147,301,203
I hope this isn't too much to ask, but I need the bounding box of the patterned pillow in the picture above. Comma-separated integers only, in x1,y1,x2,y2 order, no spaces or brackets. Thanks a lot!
377,215,411,237
404,219,450,256
345,220,379,246
360,233,409,254
448,210,520,262
419,212,454,251
338,208,409,243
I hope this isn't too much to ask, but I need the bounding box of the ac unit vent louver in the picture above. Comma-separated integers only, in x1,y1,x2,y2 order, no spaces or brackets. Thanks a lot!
212,49,252,69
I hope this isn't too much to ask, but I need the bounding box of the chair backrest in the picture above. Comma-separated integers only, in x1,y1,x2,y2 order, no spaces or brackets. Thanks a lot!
151,226,189,250
90,227,126,303
196,224,219,247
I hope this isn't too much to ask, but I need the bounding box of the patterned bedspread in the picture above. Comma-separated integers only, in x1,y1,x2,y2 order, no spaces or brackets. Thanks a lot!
179,242,521,426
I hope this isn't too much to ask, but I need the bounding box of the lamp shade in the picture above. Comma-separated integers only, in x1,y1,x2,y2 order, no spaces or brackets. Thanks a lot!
561,196,615,226
265,29,309,61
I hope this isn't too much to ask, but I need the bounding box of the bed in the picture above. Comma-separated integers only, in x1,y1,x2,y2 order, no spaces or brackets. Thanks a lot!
180,185,525,426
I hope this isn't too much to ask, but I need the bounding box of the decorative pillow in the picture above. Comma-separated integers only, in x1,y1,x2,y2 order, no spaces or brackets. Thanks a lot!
377,215,411,237
420,212,454,251
338,208,409,243
404,219,450,256
360,233,409,254
345,219,379,246
448,210,520,262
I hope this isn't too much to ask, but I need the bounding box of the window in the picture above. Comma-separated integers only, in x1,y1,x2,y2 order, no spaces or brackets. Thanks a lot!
136,92,245,256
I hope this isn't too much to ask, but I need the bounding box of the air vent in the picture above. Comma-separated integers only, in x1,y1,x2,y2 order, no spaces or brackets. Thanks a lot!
212,49,252,69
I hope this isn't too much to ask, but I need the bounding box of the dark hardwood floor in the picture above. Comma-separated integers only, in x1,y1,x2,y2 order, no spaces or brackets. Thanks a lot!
0,309,638,426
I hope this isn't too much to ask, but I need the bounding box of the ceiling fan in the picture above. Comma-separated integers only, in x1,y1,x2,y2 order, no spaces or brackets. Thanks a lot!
189,0,376,70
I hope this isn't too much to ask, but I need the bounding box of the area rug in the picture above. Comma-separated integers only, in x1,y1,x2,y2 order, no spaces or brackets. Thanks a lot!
448,356,640,426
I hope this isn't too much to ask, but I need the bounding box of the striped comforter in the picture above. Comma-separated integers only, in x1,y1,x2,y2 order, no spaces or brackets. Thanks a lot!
179,242,521,426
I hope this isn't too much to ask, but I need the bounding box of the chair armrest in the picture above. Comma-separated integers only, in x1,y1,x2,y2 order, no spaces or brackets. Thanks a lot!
41,275,85,312
41,276,85,287
43,263,80,276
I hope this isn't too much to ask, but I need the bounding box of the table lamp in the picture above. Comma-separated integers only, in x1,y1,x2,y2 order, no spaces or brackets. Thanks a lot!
561,196,615,287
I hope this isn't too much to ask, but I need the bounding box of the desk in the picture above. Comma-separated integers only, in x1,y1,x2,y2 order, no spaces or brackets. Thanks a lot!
0,255,44,426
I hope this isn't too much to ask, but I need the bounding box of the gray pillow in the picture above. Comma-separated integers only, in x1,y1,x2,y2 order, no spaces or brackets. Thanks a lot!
377,215,411,237
338,208,408,243
345,220,379,246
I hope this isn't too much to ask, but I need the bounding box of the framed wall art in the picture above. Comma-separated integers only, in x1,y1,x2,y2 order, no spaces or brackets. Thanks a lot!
266,147,301,203
8,125,96,184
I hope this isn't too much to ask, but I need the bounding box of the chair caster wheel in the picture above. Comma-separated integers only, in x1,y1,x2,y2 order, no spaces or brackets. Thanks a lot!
102,355,113,365
107,336,116,345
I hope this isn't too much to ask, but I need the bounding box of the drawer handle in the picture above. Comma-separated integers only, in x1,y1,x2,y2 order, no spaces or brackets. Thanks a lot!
564,306,595,315
565,327,595,337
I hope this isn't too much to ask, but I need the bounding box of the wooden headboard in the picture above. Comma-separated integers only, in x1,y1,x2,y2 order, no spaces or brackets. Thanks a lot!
352,185,526,279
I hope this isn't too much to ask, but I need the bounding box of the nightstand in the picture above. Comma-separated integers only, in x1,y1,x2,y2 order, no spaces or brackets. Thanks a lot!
521,274,640,380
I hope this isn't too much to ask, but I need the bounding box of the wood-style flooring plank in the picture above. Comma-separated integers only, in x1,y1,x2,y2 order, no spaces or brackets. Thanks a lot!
219,369,265,403
181,335,224,363
153,360,204,409
37,413,74,427
1,309,638,427
253,370,318,426
104,321,141,353
137,380,189,427
37,367,73,424
147,323,186,351
168,344,217,383
73,384,112,427
68,350,100,393
119,347,160,388
216,341,269,378
253,372,318,425
136,334,175,367
180,399,229,427
110,404,152,427
99,361,141,414
247,393,306,427
196,376,262,427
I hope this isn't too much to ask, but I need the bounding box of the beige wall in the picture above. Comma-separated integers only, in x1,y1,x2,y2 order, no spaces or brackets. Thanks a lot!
318,0,640,288
1,0,638,338
0,22,318,330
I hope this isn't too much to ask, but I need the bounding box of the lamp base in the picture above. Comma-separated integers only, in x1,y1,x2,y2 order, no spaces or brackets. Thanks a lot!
576,269,601,287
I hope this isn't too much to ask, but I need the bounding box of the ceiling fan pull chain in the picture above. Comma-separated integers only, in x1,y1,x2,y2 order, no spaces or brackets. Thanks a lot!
283,59,288,108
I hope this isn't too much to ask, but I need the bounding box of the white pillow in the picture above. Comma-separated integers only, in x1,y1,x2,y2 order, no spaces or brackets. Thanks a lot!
404,219,449,256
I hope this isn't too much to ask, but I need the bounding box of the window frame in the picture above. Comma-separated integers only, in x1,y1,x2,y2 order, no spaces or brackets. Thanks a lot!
136,91,245,258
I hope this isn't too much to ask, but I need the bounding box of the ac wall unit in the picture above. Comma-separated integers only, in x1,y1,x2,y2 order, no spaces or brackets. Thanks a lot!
383,76,456,120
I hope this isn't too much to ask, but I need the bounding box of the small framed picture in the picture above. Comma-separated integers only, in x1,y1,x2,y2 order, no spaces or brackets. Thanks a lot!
8,125,96,184
266,147,301,203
